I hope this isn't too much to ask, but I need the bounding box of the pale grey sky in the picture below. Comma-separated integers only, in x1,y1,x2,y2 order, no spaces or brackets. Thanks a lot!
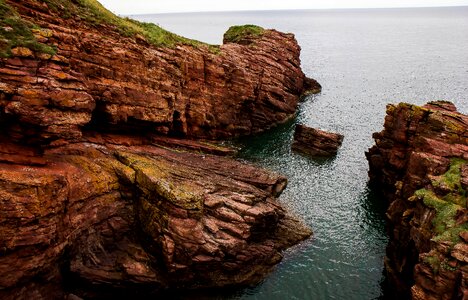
98,0,468,15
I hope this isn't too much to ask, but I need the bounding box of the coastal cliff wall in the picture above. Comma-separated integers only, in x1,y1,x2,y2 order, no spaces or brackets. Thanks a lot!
367,101,468,299
0,0,315,298
1,0,315,145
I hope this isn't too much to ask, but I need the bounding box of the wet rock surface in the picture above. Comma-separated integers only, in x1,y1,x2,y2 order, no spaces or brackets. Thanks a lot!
366,101,468,299
292,124,344,157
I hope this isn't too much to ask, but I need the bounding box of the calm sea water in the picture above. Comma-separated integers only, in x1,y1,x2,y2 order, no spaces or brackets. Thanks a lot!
134,7,468,299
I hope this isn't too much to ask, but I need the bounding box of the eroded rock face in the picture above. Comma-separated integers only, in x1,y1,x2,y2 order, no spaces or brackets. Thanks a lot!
366,101,468,299
0,1,315,298
292,124,344,157
0,134,311,299
0,0,316,146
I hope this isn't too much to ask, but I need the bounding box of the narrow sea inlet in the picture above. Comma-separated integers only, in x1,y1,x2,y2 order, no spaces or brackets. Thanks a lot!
135,7,468,299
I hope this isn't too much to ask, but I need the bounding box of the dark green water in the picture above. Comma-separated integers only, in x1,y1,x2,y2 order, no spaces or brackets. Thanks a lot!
135,7,468,299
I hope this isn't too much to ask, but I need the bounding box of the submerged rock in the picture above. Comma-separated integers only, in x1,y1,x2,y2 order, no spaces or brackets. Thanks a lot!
366,101,468,299
292,124,344,157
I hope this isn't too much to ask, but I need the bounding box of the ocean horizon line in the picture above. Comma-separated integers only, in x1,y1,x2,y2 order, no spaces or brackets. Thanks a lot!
126,5,468,17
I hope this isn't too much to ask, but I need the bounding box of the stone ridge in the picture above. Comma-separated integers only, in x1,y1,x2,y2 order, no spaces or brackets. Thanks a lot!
366,101,468,299
0,0,316,146
0,134,312,299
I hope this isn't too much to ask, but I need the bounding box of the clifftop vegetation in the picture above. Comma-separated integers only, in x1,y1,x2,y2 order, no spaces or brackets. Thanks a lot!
1,0,219,57
223,25,265,43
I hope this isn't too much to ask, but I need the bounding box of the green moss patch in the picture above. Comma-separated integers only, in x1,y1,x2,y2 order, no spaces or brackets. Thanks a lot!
431,158,467,201
414,158,468,244
423,252,441,273
0,0,56,57
115,151,203,210
223,25,265,43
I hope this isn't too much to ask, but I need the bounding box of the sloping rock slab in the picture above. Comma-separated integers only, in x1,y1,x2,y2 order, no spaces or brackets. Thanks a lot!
0,134,311,299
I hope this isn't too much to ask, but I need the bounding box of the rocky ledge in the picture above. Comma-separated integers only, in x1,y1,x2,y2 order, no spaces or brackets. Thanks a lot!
0,0,315,298
366,101,468,299
0,134,311,299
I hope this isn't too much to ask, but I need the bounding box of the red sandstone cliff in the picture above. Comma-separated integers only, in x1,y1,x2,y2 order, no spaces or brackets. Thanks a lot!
367,101,468,299
1,0,317,145
0,0,315,298
0,135,312,299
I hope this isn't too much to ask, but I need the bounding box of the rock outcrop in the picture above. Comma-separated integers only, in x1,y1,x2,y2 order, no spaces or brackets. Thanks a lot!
292,124,344,157
0,134,312,299
1,0,316,146
302,77,322,96
366,101,468,299
0,0,315,298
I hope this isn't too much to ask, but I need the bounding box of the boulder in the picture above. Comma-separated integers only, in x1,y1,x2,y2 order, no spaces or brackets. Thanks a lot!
292,124,344,157
302,77,322,95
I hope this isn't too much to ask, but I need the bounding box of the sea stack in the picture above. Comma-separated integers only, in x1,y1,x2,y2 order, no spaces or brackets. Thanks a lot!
366,101,468,299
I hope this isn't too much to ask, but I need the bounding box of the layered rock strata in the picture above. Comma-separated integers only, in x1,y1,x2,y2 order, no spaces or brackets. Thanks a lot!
366,101,468,299
292,124,344,157
1,0,316,146
0,0,315,298
0,134,312,299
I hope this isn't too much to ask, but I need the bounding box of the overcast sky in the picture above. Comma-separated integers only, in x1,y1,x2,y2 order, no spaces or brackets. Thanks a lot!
98,0,468,15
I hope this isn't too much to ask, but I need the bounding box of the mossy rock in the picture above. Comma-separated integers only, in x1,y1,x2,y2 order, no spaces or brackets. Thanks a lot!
223,25,265,44
0,0,56,57
413,158,468,244
115,151,203,211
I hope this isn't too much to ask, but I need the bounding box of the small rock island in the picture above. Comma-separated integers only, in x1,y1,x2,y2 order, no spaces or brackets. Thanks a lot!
292,124,344,157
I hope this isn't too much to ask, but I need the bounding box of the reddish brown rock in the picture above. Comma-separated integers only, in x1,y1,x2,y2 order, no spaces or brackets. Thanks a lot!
292,124,344,157
0,0,316,146
0,134,311,299
0,1,315,298
302,77,322,96
366,101,468,299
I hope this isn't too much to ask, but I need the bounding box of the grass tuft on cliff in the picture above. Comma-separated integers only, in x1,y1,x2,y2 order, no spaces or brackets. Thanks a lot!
41,0,220,51
0,0,56,57
223,25,265,43
414,158,468,244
